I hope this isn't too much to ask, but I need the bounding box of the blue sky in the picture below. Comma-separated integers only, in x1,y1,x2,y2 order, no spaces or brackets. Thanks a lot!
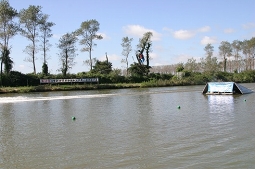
8,0,255,74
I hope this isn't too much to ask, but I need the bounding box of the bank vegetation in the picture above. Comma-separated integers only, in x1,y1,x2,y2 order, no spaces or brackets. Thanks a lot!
1,1,255,93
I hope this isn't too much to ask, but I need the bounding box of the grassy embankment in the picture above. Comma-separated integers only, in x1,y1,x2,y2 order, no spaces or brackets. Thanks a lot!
0,79,201,94
0,83,141,94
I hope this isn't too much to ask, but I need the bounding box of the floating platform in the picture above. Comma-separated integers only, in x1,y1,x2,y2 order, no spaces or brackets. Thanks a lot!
202,82,253,95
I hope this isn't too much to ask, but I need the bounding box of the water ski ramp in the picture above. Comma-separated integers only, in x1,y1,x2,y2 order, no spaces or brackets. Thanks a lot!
202,82,253,95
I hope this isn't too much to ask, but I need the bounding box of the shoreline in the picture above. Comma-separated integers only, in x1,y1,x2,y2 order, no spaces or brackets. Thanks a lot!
0,81,201,94
0,83,143,94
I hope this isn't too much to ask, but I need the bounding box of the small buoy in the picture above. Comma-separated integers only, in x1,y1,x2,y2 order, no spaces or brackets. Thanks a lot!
72,116,76,120
177,106,181,109
244,99,246,102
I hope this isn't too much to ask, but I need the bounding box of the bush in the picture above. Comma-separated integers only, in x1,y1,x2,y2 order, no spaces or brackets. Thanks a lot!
233,70,255,83
4,71,28,87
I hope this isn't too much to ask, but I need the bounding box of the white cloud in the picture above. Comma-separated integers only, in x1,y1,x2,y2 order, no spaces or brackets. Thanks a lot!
198,26,211,32
242,22,255,29
167,26,211,40
201,36,217,45
123,25,161,41
224,28,235,34
173,30,196,40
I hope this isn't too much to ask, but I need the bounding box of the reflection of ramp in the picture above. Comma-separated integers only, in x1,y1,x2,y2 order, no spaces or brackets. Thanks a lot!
202,82,253,95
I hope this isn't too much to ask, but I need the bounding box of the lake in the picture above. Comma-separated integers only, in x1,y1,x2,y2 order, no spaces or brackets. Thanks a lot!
0,84,255,169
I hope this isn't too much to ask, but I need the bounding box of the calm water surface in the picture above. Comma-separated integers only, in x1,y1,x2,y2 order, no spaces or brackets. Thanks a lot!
0,84,255,169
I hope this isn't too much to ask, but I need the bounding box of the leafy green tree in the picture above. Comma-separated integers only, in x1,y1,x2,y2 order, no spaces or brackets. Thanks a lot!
121,36,133,75
176,63,184,72
135,32,153,76
76,19,103,71
19,5,44,74
0,0,18,86
219,41,232,72
136,32,153,65
91,60,112,74
1,47,13,73
39,14,55,75
57,32,77,77
128,62,149,77
42,62,48,75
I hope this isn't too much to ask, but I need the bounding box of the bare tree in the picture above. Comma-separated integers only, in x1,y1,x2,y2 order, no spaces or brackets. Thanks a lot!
219,41,232,72
19,5,44,74
40,15,54,60
121,36,133,75
185,58,199,72
231,40,242,72
76,19,103,71
201,44,219,72
39,14,55,75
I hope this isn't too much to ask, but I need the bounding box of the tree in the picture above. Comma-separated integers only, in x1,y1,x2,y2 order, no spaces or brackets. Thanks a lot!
201,44,219,72
135,32,153,75
121,36,133,75
0,0,18,86
241,38,255,70
76,19,103,71
128,62,149,77
1,47,13,74
39,14,55,75
57,32,77,77
231,40,242,72
248,37,255,70
242,40,249,70
176,63,184,72
19,5,44,74
219,41,232,72
136,32,153,65
204,43,214,58
91,60,112,74
42,62,48,75
185,57,199,72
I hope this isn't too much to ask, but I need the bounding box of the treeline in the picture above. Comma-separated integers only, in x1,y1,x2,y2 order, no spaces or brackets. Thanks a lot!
1,1,255,88
1,69,255,87
151,38,255,74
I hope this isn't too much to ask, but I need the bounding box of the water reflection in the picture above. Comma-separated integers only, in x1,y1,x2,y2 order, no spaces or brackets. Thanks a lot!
205,95,237,148
207,95,234,112
206,95,235,125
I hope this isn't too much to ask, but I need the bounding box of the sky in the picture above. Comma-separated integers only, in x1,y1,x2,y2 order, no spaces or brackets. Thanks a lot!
7,0,255,74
